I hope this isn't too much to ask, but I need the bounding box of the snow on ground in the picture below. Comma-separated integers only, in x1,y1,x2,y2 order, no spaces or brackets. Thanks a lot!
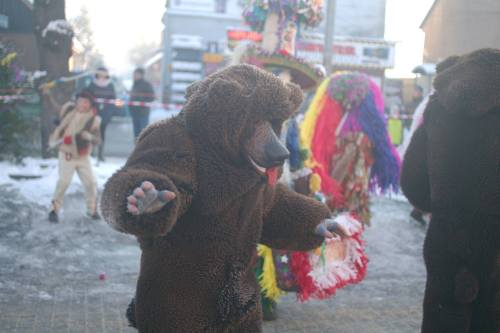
0,157,125,208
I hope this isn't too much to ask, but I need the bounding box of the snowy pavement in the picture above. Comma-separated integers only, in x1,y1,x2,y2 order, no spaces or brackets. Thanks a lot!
0,155,427,332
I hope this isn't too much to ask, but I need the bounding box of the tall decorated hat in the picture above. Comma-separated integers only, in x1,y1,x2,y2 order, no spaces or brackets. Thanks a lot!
239,0,325,90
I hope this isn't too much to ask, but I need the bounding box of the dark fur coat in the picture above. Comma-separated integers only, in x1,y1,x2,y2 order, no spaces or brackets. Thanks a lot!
101,65,330,332
401,49,500,333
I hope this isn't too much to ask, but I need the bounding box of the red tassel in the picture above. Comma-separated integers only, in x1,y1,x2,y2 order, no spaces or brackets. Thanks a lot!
290,251,317,302
310,95,345,207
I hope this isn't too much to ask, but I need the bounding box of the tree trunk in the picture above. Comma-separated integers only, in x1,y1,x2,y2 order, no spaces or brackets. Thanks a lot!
33,0,74,158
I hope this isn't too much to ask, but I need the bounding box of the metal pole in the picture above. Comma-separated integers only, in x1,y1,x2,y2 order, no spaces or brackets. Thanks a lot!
159,2,171,106
323,0,336,74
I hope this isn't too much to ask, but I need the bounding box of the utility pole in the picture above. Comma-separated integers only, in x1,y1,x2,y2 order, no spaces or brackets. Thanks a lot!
159,1,171,106
323,0,337,74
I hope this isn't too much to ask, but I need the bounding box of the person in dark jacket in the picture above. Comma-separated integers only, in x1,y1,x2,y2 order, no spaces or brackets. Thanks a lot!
129,67,155,140
87,67,116,161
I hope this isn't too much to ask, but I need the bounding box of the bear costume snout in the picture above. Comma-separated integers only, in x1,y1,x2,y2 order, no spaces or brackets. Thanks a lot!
183,64,303,167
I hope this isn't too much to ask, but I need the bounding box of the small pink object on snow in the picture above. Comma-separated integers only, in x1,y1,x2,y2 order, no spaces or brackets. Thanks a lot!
99,272,106,281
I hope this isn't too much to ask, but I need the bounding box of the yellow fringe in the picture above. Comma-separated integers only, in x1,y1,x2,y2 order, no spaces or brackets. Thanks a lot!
300,77,331,149
309,173,322,193
1,52,17,66
257,244,284,301
300,77,331,168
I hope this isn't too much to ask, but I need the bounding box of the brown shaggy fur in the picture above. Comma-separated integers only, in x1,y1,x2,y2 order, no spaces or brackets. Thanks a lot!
401,49,500,333
101,64,330,332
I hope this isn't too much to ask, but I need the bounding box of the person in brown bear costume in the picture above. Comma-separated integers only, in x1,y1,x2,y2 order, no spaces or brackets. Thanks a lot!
401,48,500,333
101,64,347,332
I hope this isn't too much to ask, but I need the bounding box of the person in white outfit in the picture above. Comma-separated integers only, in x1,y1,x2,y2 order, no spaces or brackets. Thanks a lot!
48,89,102,222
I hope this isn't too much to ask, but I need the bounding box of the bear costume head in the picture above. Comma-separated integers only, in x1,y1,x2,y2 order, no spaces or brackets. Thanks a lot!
182,64,303,175
433,48,500,117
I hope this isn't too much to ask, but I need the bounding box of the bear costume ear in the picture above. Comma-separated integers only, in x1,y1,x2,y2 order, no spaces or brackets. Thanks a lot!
185,81,202,100
207,78,246,112
433,48,500,117
436,55,460,73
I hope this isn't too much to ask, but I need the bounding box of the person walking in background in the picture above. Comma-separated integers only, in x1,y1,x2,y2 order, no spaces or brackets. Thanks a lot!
48,89,101,223
129,67,155,140
87,67,116,161
387,104,404,147
402,85,423,129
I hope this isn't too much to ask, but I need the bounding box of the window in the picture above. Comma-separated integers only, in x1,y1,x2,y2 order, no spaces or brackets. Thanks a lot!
215,0,226,13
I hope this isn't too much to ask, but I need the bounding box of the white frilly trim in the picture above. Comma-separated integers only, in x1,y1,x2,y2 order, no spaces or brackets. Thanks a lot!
307,213,367,290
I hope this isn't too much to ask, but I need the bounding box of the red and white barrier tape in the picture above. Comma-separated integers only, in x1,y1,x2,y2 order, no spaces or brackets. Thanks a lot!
0,94,419,119
0,95,28,100
0,94,183,110
94,97,182,110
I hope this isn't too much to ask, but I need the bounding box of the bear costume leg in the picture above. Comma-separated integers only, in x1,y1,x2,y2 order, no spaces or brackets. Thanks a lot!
422,222,473,333
422,221,500,333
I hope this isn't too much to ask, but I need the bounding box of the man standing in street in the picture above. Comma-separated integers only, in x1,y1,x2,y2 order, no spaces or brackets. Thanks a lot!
87,67,116,161
48,89,101,223
129,67,155,140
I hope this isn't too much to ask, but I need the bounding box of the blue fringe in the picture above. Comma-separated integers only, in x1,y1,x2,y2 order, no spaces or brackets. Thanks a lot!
357,92,400,192
286,119,302,171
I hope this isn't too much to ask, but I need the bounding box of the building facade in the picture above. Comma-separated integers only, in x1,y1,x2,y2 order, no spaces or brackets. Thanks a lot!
160,0,245,103
160,0,391,102
0,0,38,71
324,0,386,39
421,0,500,63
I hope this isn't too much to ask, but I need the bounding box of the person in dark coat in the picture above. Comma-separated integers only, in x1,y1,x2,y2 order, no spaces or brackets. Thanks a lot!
101,64,347,332
87,66,116,161
401,48,500,333
129,67,155,140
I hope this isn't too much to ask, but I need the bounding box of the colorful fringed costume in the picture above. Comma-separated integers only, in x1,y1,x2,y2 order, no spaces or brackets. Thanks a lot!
257,73,401,304
256,112,369,303
301,72,401,224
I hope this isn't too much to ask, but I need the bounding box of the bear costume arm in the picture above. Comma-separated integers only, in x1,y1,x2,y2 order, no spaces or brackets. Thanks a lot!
260,183,330,251
101,119,196,237
401,126,431,212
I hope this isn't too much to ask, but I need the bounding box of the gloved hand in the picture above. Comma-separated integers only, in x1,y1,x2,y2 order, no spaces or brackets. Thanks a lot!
126,181,176,215
314,218,349,239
